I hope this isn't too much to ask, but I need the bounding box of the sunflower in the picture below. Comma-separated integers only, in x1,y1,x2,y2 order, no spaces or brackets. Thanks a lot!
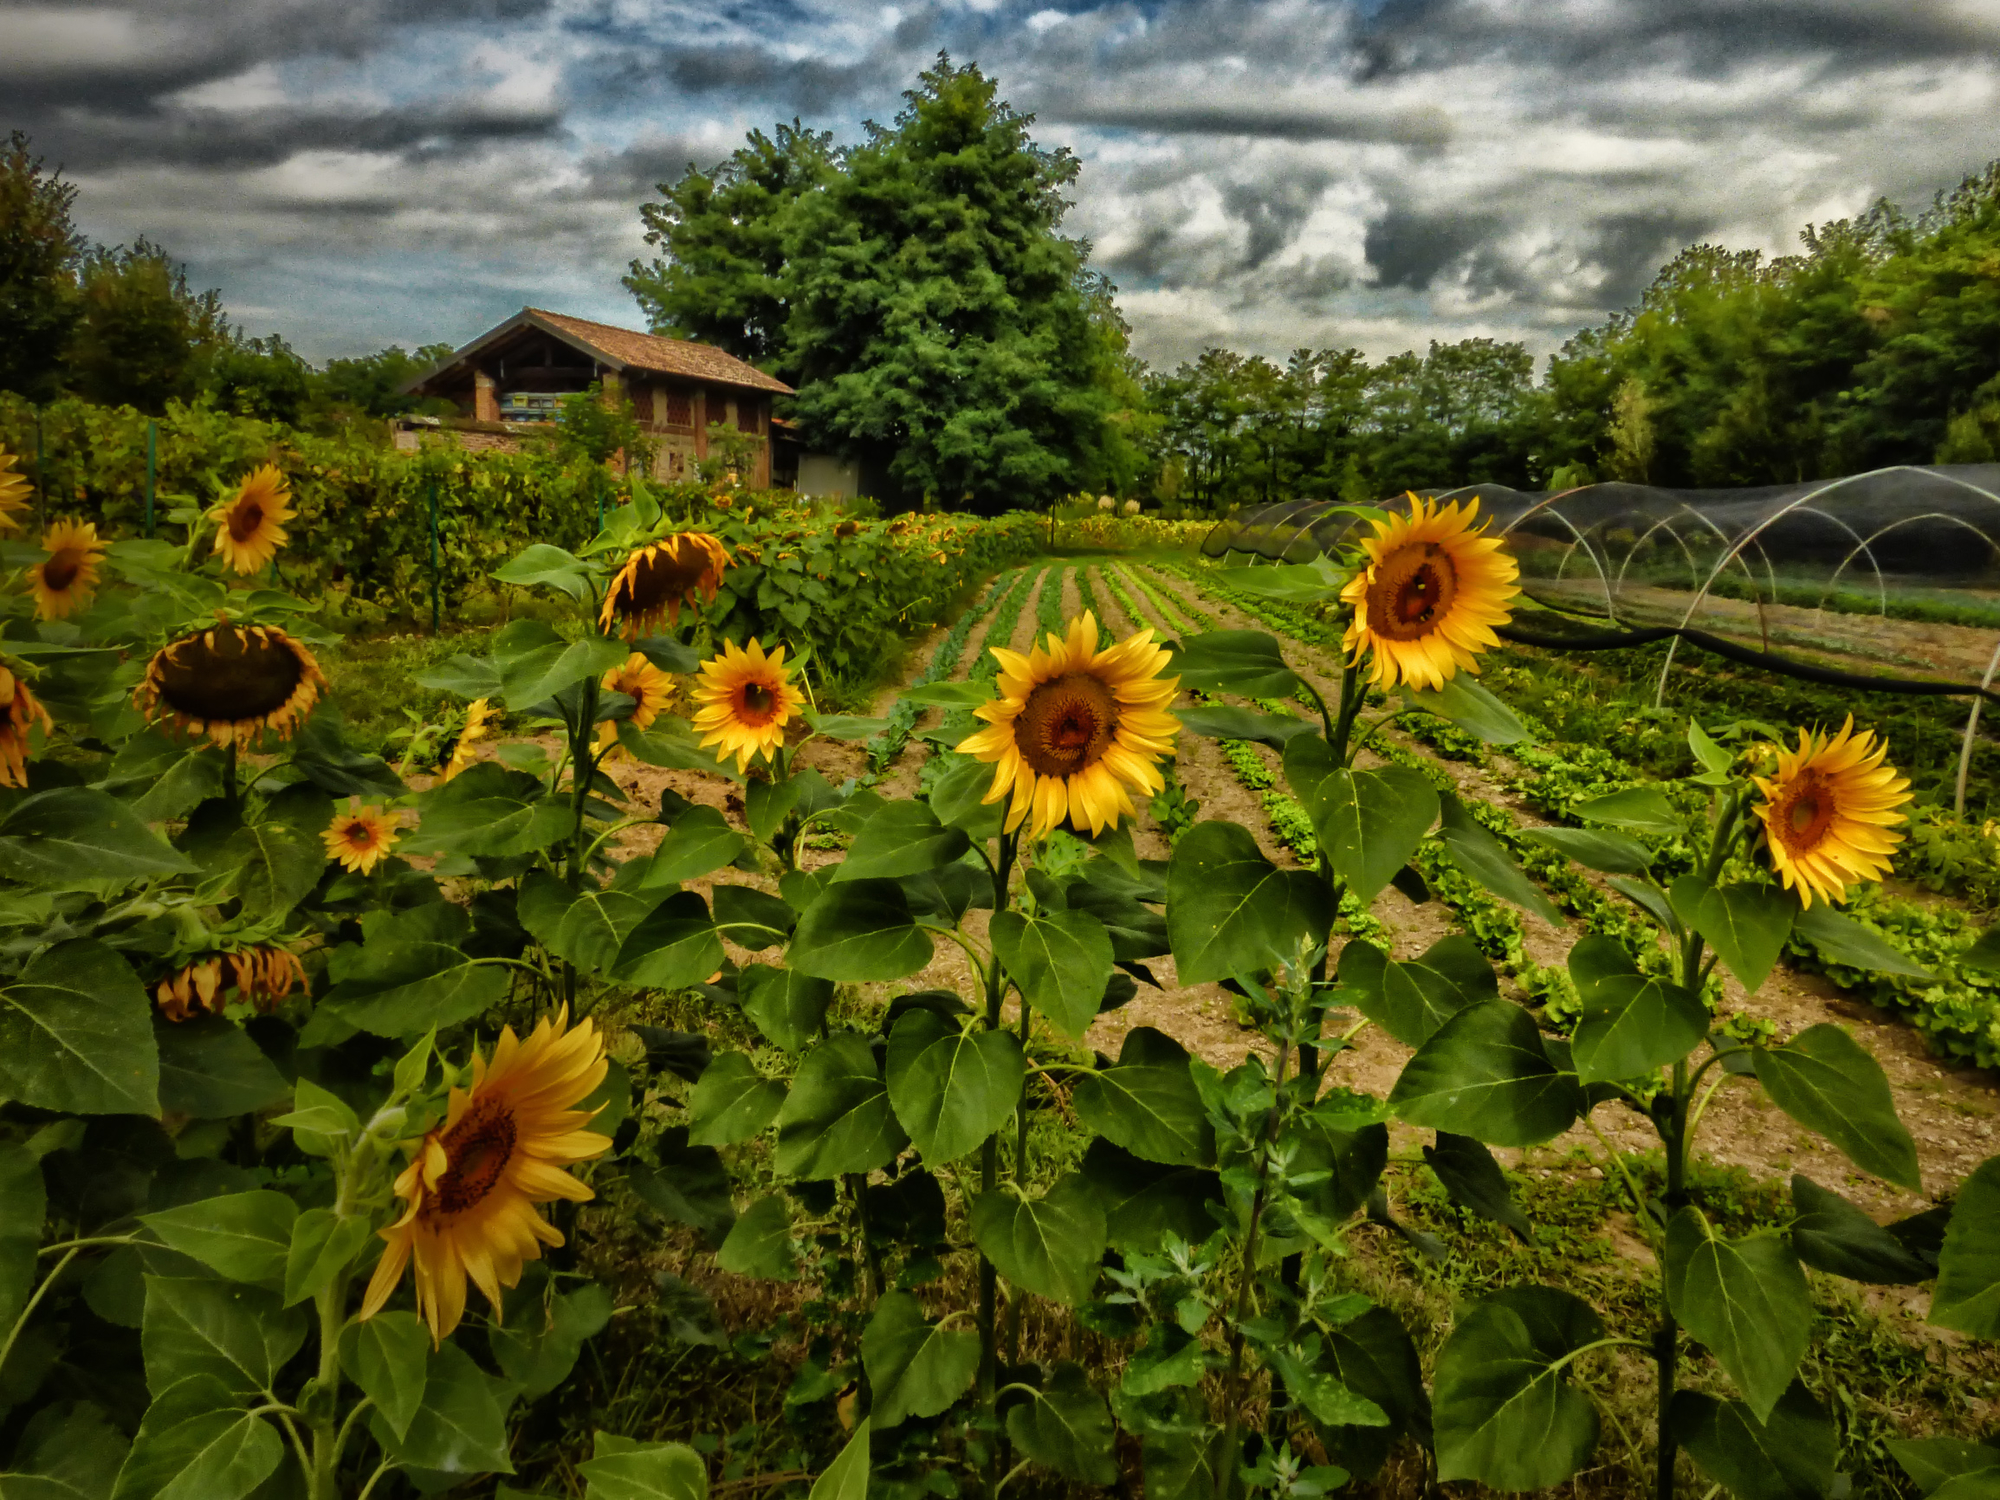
324,800,399,874
0,665,52,788
594,653,675,755
599,532,732,639
135,623,327,747
1339,495,1519,692
360,1007,612,1343
1751,715,1912,908
0,447,30,535
156,945,308,1022
27,519,106,621
957,610,1181,839
441,697,494,782
209,464,294,575
690,638,804,773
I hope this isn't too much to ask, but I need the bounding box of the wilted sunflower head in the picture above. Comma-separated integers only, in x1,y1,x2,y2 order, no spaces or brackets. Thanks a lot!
0,448,29,535
156,945,308,1022
598,532,732,639
209,464,294,576
0,666,52,789
1751,715,1911,908
28,518,106,621
1339,495,1519,692
324,800,399,875
957,610,1181,839
690,638,804,774
441,697,494,782
136,623,327,748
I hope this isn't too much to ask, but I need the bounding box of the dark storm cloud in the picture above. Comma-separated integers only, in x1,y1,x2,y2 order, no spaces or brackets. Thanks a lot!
31,99,563,173
1043,99,1453,148
1222,172,1335,268
1364,208,1500,291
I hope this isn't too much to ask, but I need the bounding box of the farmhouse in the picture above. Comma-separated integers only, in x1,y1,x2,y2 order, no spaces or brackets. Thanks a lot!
399,307,795,486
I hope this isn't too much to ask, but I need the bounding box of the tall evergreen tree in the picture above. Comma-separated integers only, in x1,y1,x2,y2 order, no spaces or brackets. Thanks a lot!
780,56,1117,512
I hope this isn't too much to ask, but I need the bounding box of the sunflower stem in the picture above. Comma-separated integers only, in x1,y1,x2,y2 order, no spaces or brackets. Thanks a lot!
223,741,239,814
977,831,1017,1500
1215,1037,1290,1500
1326,659,1365,768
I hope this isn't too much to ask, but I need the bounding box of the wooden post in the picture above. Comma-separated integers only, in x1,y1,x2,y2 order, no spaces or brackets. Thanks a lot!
145,420,156,537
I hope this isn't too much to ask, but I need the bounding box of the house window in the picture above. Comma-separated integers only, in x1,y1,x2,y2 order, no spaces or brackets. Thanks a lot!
736,401,760,434
663,390,693,429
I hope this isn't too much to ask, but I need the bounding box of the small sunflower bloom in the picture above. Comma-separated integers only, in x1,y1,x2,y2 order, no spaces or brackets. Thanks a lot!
595,653,675,755
27,518,106,621
135,624,327,747
599,533,732,639
324,801,399,875
1751,715,1912,908
209,465,294,575
360,1007,612,1344
1340,495,1519,692
958,610,1181,839
0,666,52,788
441,698,494,782
691,639,804,774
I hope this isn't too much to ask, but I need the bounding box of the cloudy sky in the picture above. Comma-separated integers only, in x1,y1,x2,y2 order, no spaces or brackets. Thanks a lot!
6,0,1998,371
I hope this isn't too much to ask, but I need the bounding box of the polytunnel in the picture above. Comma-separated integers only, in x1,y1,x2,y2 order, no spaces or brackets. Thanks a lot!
1201,465,2000,809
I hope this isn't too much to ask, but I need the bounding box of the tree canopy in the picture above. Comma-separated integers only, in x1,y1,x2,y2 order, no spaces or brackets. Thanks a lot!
626,56,1132,512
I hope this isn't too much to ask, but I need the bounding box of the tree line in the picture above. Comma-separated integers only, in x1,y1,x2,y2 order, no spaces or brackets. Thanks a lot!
0,132,454,430
7,60,2000,510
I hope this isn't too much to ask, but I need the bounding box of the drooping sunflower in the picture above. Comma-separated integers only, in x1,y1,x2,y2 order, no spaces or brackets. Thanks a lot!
0,665,52,789
1339,495,1519,692
135,623,328,747
27,518,106,621
599,532,732,639
0,447,30,535
324,800,399,875
958,610,1181,839
594,652,675,754
441,697,494,782
209,464,294,575
1751,715,1912,908
156,945,309,1022
361,1007,612,1344
691,638,805,774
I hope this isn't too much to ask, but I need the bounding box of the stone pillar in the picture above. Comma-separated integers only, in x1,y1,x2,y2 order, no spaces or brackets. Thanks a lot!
601,369,623,409
473,369,499,423
693,388,708,459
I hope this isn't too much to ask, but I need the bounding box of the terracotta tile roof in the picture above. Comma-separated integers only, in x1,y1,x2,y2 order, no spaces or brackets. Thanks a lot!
525,309,793,395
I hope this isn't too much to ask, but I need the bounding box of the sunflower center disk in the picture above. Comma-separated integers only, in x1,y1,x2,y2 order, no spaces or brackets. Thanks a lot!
1367,542,1459,642
1017,672,1118,777
158,629,306,722
432,1098,519,1216
738,681,778,722
630,541,711,609
42,550,84,591
1781,773,1835,852
229,503,265,542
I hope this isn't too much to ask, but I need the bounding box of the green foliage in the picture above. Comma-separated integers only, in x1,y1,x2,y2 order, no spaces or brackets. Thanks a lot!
0,130,86,402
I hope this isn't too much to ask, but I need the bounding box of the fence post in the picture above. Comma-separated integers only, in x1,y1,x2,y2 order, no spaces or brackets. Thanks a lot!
428,475,442,635
144,420,156,538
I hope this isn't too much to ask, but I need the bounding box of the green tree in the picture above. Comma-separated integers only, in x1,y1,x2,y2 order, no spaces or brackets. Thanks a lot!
0,132,85,402
317,342,457,419
625,122,837,369
207,333,314,425
781,56,1118,512
67,239,228,413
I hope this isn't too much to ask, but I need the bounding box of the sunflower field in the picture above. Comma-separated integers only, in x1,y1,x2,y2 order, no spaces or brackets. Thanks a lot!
5,439,2000,1500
